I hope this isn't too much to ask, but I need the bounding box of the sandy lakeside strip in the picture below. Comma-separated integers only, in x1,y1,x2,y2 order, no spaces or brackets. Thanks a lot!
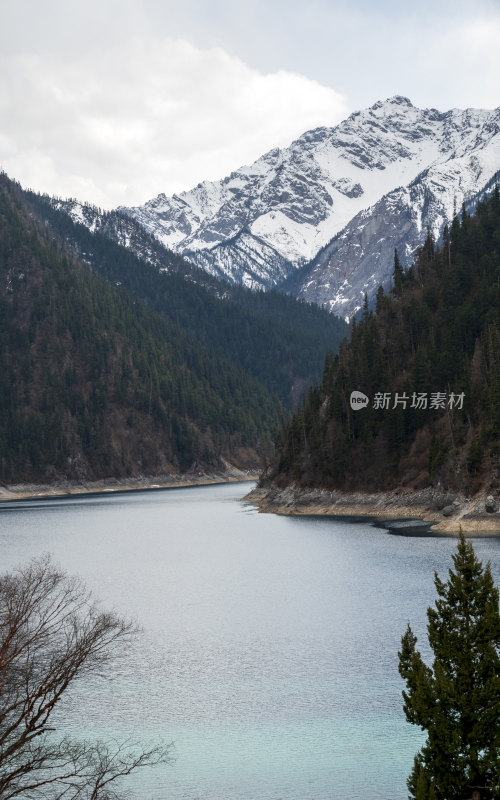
0,471,259,503
244,484,500,535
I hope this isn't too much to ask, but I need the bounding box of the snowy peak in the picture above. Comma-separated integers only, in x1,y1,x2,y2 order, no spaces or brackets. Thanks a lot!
118,98,500,306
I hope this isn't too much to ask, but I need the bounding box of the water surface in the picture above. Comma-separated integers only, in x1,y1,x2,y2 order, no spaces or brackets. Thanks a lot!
1,482,499,799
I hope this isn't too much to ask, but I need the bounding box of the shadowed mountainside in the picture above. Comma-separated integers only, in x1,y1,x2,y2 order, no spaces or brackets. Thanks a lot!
265,188,500,497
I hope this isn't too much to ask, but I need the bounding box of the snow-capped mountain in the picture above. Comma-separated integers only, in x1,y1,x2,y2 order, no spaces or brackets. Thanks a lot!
120,96,499,314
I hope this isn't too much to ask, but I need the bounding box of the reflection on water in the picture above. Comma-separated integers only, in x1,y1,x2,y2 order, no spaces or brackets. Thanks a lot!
1,482,500,799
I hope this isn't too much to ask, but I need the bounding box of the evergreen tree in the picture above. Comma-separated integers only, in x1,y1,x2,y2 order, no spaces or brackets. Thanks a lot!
375,284,385,314
392,248,405,297
398,533,500,800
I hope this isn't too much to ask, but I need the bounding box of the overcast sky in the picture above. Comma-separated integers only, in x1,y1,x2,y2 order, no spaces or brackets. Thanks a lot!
1,0,499,208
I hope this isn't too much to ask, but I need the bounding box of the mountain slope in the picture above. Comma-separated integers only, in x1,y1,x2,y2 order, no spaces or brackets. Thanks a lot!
46,196,225,292
286,161,500,319
265,188,500,495
0,174,284,483
28,190,347,409
118,97,500,314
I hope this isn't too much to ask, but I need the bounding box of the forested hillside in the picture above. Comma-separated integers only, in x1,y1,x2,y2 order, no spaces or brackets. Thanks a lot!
267,188,500,495
0,174,284,482
26,191,348,408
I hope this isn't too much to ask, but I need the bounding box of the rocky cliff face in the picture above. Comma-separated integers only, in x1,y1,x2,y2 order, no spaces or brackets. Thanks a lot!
291,153,500,319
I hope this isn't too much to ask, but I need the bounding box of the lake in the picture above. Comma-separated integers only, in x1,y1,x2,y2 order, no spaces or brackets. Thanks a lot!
1,481,500,799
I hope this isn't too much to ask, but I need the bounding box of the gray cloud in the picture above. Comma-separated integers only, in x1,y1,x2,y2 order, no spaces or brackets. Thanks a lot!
0,0,498,208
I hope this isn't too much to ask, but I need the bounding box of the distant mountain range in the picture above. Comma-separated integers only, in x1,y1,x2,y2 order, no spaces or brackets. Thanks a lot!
117,96,500,318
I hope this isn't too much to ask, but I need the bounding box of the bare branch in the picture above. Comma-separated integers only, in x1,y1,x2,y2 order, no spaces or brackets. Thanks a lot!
0,556,170,799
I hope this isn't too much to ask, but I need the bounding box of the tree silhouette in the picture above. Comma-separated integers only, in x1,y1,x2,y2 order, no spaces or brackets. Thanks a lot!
399,534,500,799
0,555,171,799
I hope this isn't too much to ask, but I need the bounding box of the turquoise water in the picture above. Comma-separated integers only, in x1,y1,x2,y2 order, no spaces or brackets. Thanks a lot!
1,482,499,799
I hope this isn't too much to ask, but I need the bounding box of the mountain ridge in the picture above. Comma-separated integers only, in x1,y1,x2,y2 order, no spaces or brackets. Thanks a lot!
117,96,500,315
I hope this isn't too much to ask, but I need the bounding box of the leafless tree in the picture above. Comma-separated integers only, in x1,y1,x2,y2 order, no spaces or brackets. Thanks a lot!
0,555,171,799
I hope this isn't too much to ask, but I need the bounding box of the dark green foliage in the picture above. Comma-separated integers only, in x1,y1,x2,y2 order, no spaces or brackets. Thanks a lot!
24,190,348,410
392,248,405,297
0,174,285,481
399,534,500,799
268,187,500,492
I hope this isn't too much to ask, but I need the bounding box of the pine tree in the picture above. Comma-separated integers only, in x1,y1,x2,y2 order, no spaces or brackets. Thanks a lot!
375,284,385,314
392,248,404,297
398,533,500,799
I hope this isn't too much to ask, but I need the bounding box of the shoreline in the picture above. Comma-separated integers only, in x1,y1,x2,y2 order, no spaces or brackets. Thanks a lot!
0,470,258,503
244,484,500,535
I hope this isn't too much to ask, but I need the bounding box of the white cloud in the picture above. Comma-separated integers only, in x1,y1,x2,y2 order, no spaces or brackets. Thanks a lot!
3,2,497,210
0,39,348,208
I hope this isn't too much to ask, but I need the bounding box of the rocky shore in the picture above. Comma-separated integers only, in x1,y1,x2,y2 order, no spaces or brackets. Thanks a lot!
0,468,258,502
245,484,500,535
